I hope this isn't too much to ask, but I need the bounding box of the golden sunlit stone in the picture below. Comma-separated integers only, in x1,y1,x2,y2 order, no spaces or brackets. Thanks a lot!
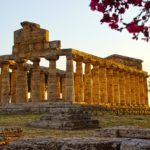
0,21,148,108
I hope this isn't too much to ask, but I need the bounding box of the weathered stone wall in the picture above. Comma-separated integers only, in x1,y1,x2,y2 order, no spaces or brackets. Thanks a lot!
1,137,150,150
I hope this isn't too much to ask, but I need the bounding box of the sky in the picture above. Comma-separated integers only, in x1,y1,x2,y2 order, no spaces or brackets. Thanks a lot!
0,0,150,75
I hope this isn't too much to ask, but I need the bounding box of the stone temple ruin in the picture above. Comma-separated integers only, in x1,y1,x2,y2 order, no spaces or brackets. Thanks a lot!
0,21,149,107
1,21,150,149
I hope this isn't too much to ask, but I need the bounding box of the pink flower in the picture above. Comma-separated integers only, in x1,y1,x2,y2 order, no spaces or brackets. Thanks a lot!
109,22,118,29
97,3,105,12
145,1,150,10
126,22,144,33
101,14,111,23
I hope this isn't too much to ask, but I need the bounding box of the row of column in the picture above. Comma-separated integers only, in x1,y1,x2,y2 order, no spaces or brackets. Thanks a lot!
0,58,64,104
0,56,149,107
73,60,149,106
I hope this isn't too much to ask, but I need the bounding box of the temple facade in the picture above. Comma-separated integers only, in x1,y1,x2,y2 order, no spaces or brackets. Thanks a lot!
0,21,149,107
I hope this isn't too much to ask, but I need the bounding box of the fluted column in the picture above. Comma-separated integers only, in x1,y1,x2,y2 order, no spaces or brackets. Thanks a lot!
92,64,100,104
31,58,40,102
11,66,17,103
124,71,131,106
16,60,28,103
75,61,84,103
1,61,10,104
62,77,65,99
56,76,60,99
47,57,58,102
84,61,92,104
113,68,120,105
65,55,75,102
130,72,136,106
143,74,148,106
135,73,140,106
0,74,1,103
99,66,108,105
40,71,45,101
139,74,145,106
119,70,126,106
106,67,114,105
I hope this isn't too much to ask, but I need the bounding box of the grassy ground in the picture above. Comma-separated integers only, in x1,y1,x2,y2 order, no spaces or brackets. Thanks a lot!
0,112,150,138
95,111,150,128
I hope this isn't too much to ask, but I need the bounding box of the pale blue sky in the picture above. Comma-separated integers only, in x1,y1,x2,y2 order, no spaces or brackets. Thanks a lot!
0,0,150,74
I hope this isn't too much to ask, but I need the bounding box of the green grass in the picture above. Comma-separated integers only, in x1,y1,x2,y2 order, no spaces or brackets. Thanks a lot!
0,114,95,138
94,111,150,128
0,112,150,138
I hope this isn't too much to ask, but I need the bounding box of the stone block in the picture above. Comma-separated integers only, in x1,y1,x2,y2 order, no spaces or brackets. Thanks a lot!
34,42,43,50
44,42,50,49
96,126,150,139
14,21,49,44
120,139,150,150
29,103,99,130
50,40,61,49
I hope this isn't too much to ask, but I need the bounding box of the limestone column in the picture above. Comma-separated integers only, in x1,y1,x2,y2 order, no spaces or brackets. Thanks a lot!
16,60,28,103
113,68,120,105
56,76,60,99
65,55,75,102
139,74,147,106
143,74,148,106
1,61,10,104
47,57,58,102
84,61,92,104
124,71,131,106
75,61,84,103
0,74,1,103
11,66,17,103
130,72,136,106
135,73,140,106
106,67,114,105
92,64,100,104
40,71,45,101
99,65,108,105
62,77,65,99
31,58,40,102
119,70,126,106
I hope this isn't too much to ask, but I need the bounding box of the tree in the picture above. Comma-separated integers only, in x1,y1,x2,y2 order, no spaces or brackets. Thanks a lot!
89,0,150,41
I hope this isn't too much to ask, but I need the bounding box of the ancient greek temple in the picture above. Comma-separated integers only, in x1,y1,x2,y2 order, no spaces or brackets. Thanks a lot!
0,21,149,107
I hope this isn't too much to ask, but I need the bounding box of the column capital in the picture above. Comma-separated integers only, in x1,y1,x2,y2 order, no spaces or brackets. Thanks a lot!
99,60,107,67
118,68,125,73
30,57,40,63
10,64,17,70
139,71,148,78
124,69,131,74
92,60,99,66
74,55,83,62
0,60,10,65
15,58,27,64
83,58,91,64
66,54,74,60
106,67,113,76
45,55,59,61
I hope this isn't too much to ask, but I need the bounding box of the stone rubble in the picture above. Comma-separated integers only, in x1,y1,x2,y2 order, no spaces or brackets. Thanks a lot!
0,127,23,146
